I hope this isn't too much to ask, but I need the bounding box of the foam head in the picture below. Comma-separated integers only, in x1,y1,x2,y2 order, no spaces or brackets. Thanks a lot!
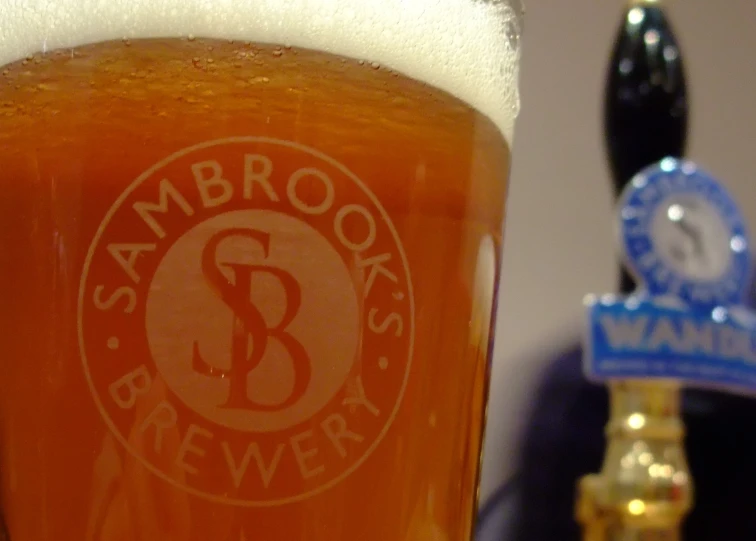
0,0,522,141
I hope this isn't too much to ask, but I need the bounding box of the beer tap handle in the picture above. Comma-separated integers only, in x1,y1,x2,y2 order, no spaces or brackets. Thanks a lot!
605,0,688,188
577,2,694,540
605,0,689,293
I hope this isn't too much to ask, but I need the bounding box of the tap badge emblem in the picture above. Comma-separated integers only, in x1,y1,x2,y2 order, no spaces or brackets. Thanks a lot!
78,137,415,506
617,157,750,307
584,158,756,395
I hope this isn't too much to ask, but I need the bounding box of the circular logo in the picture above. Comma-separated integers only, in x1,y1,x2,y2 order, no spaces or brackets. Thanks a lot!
78,138,414,506
617,157,752,308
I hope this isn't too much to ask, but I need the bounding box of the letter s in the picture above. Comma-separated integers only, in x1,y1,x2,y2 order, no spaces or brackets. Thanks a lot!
93,285,137,314
368,308,403,337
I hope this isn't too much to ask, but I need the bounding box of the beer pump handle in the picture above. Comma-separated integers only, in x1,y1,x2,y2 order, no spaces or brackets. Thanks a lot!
577,2,694,539
604,0,688,293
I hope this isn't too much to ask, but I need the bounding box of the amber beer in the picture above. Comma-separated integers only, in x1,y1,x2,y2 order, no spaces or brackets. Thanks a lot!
0,2,520,539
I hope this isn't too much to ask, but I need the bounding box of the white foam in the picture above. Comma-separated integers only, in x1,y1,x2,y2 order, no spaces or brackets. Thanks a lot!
0,0,522,141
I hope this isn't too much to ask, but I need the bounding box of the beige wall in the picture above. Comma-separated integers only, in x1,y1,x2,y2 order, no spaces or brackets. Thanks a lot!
481,0,756,501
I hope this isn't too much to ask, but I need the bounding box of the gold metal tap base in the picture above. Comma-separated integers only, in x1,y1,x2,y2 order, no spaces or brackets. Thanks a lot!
577,380,693,541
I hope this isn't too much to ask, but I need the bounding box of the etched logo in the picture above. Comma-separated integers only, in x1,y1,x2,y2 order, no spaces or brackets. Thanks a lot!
78,138,414,506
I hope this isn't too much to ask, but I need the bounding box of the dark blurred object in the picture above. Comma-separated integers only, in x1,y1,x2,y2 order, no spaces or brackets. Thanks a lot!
506,3,756,541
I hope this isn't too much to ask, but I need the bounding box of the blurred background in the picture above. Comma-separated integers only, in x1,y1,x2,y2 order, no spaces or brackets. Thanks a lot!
480,0,756,521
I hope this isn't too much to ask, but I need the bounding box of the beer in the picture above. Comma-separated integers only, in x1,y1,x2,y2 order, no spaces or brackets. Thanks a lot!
0,2,520,540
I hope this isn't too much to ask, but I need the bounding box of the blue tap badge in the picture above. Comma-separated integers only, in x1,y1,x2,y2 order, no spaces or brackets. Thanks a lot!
584,158,756,394
618,157,751,308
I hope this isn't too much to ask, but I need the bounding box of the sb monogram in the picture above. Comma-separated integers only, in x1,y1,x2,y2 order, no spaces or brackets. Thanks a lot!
78,138,414,505
193,228,311,413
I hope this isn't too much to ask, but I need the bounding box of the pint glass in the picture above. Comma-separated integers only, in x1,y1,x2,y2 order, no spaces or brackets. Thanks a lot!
0,1,523,539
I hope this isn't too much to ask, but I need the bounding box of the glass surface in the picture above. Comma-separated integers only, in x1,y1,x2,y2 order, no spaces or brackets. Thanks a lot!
0,1,522,539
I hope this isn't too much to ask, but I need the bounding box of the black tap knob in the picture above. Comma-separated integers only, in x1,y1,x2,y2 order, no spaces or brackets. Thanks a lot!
604,1,689,292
